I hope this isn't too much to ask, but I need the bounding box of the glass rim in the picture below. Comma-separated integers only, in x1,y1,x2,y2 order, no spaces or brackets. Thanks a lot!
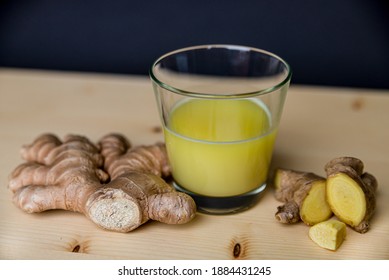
149,44,292,98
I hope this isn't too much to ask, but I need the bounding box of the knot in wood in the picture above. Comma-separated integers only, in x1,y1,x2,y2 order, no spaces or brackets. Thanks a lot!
233,243,241,258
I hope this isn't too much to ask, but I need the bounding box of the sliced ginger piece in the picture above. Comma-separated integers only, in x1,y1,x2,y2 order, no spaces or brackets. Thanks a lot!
274,169,332,225
299,180,333,225
309,220,347,251
326,173,366,227
325,157,378,233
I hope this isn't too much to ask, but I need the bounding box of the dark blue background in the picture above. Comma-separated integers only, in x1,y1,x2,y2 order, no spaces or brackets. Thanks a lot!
1,0,388,88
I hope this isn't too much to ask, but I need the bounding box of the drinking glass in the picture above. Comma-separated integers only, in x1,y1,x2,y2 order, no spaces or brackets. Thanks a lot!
150,45,291,214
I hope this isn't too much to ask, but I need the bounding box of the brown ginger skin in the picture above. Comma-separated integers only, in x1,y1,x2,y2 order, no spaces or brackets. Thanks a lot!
8,133,196,232
325,157,377,233
8,134,109,214
274,169,314,223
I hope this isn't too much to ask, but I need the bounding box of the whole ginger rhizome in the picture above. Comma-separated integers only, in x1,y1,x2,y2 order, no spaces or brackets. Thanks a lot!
8,133,196,232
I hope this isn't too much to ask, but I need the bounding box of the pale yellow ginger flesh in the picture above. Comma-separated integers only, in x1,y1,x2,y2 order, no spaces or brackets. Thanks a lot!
325,157,377,233
300,180,333,225
309,220,347,251
274,169,332,225
326,173,366,227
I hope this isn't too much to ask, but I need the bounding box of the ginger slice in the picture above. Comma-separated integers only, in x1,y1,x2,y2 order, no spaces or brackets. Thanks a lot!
325,157,377,233
299,180,332,225
309,220,347,251
326,173,366,227
274,169,332,225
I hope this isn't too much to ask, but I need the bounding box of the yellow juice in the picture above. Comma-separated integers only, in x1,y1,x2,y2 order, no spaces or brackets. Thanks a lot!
164,98,277,197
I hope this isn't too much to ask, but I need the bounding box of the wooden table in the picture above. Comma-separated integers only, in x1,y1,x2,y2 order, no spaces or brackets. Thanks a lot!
0,68,388,260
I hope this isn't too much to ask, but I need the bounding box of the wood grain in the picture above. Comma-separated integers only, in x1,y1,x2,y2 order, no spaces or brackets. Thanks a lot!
1,68,388,259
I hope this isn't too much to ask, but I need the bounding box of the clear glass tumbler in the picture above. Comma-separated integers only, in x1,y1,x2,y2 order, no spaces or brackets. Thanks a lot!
150,45,291,214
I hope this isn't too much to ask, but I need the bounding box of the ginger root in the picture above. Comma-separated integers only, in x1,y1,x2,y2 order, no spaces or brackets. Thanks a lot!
8,133,196,232
98,133,196,227
274,169,332,225
273,156,377,251
325,157,377,233
309,220,347,251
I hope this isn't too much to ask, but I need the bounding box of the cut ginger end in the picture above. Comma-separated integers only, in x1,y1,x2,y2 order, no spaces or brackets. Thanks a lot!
300,180,333,225
326,173,367,227
309,220,347,251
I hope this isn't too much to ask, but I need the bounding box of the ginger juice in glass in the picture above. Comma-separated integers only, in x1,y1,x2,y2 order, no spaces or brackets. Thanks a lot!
150,45,291,214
